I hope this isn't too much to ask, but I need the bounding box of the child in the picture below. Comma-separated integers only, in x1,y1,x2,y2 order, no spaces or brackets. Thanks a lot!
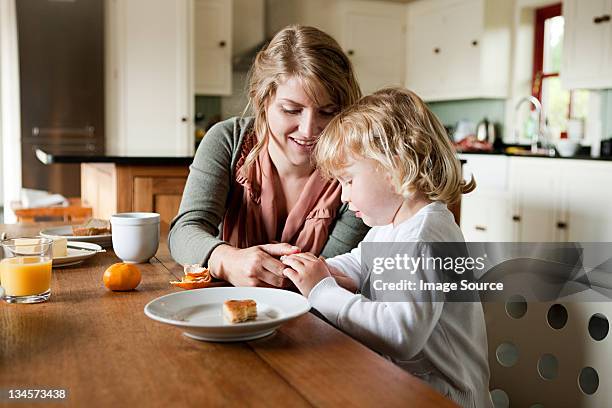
281,87,493,408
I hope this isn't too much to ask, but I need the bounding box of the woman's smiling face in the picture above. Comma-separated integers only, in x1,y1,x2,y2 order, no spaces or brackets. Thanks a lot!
266,76,338,169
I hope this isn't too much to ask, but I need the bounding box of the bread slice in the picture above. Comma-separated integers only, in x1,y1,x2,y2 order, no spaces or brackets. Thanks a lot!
72,218,111,236
223,299,257,323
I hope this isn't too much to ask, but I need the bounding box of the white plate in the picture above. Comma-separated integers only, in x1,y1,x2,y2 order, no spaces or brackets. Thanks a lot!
144,287,311,342
53,242,102,267
40,226,112,248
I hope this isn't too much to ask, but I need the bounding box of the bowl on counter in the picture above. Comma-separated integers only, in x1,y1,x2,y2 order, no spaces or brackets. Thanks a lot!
556,139,580,157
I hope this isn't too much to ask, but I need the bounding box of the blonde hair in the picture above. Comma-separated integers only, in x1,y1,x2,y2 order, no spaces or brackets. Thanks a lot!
315,87,475,204
241,25,361,174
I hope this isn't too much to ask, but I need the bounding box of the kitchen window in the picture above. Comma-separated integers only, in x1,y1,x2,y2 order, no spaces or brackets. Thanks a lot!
533,3,589,138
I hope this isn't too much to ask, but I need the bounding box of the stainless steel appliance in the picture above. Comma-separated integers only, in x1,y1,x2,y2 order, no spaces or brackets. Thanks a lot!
16,0,104,197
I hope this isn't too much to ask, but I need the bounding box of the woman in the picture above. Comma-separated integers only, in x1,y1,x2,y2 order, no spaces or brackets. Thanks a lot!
168,25,369,287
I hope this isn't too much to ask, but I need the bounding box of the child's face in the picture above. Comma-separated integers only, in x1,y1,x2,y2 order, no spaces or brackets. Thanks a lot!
337,158,404,227
266,76,338,170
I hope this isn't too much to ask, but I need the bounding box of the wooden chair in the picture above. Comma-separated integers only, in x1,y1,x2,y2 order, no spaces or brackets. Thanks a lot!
11,198,92,223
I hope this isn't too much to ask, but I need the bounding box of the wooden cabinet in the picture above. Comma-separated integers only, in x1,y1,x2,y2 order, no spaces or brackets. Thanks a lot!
562,0,612,89
81,163,188,229
81,163,117,223
405,0,512,101
461,155,612,242
194,0,232,95
105,0,193,156
340,1,406,95
132,175,187,227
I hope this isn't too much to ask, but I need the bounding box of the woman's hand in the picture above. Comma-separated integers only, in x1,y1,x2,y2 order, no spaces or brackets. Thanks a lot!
208,243,300,287
280,253,332,297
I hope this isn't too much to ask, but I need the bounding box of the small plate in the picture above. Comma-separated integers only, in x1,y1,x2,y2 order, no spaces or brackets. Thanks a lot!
53,242,102,267
144,287,311,342
40,226,112,248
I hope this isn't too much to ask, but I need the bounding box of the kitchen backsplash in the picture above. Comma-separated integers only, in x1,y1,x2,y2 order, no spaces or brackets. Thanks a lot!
195,95,222,130
196,89,612,143
603,89,612,141
428,90,612,143
198,94,509,137
427,99,506,139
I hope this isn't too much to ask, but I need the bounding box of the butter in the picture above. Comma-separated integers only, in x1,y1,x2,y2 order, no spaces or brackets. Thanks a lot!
13,238,43,255
13,237,67,258
49,236,68,258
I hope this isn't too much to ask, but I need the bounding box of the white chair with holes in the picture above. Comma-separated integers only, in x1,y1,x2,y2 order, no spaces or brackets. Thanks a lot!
484,297,610,407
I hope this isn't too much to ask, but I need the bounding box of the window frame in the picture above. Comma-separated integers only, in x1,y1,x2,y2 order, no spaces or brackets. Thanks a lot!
532,3,576,120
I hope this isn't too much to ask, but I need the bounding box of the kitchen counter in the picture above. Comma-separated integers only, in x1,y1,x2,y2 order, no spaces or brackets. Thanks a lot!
37,149,465,226
456,145,612,161
35,148,194,165
35,148,192,224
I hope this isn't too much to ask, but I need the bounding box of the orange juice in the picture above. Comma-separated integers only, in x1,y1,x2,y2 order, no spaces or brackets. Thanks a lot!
0,256,52,296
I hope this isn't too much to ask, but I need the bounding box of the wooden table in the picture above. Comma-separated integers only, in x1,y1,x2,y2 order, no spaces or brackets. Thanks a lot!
0,223,456,407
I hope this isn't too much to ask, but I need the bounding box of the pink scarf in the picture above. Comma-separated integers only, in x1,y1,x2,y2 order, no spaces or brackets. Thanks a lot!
222,132,342,255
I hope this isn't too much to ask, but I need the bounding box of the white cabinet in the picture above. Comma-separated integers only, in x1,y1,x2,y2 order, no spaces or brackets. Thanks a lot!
194,0,232,95
233,0,264,56
105,0,193,156
559,161,612,242
510,158,565,242
264,0,405,96
340,1,406,95
405,0,512,101
561,0,612,90
461,155,612,242
266,0,341,39
460,155,513,242
461,191,514,242
512,158,612,242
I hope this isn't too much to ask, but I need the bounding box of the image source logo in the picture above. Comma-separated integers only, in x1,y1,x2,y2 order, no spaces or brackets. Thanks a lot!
360,242,612,303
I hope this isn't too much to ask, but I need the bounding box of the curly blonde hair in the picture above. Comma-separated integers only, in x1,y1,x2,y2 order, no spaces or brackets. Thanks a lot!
241,25,361,174
314,87,475,204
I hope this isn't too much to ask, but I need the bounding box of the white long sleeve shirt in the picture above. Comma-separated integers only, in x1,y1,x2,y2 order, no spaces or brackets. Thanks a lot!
309,202,493,408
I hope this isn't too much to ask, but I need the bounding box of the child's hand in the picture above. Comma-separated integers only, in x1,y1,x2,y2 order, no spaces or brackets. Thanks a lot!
280,252,331,297
328,266,358,292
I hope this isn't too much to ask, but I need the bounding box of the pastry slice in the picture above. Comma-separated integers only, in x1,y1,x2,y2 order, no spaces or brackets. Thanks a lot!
170,264,212,289
223,299,257,323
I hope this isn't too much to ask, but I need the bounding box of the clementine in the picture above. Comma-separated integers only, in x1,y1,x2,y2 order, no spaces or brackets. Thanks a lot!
103,262,141,291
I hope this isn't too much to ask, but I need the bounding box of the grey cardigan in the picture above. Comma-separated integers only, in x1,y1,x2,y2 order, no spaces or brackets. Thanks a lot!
168,117,370,266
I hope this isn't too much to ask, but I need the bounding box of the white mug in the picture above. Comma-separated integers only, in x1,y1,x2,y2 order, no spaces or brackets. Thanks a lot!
111,213,160,263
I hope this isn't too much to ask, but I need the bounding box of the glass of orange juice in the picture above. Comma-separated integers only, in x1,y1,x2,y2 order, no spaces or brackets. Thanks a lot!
0,237,53,303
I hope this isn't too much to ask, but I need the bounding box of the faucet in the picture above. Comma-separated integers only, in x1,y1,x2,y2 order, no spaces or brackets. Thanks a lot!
515,96,555,156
